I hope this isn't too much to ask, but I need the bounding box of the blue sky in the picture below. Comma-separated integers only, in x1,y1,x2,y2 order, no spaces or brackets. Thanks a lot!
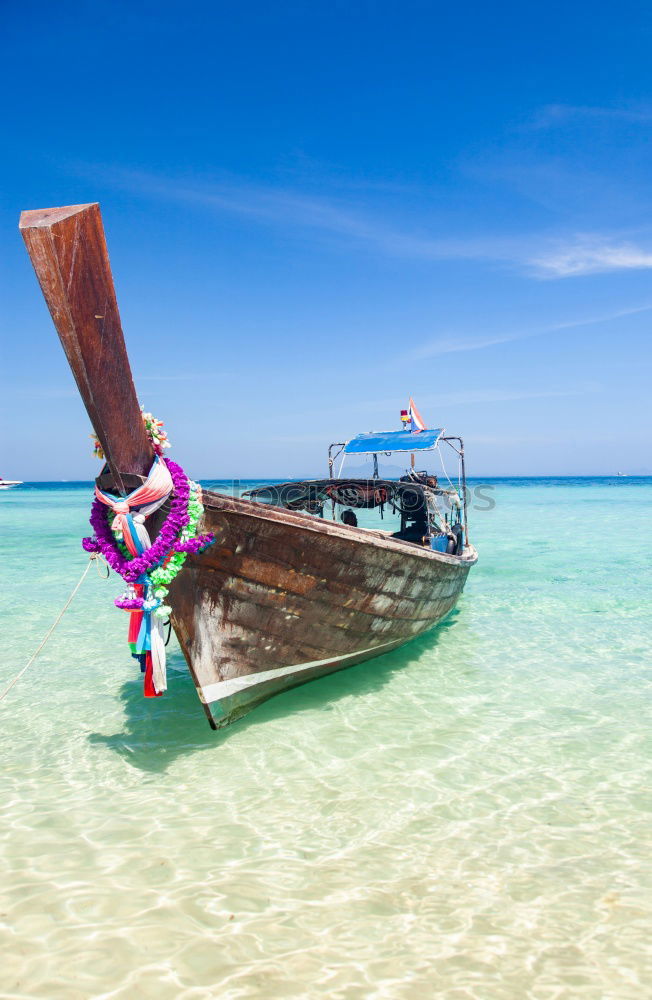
2,0,651,478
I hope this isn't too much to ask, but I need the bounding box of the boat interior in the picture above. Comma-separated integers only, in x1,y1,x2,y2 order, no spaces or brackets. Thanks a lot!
244,428,469,556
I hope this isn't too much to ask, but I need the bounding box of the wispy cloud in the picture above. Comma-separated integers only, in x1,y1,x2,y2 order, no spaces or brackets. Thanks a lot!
529,104,652,129
349,383,601,418
136,372,232,382
529,237,652,277
68,162,652,281
78,162,507,263
3,384,77,399
432,384,600,406
409,302,652,359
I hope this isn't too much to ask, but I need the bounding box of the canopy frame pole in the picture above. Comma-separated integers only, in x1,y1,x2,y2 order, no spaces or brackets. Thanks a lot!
328,442,346,479
327,442,345,520
441,436,468,545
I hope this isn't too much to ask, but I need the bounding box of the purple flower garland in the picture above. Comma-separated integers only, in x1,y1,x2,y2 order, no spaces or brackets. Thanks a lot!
82,458,212,584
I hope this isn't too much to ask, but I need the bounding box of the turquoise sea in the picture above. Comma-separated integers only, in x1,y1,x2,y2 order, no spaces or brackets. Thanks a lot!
1,478,651,999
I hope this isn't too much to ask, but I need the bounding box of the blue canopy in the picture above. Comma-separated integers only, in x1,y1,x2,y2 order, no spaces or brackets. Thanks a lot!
344,428,444,455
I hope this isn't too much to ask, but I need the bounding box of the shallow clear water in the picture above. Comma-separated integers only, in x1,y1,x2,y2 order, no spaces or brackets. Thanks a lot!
1,478,651,999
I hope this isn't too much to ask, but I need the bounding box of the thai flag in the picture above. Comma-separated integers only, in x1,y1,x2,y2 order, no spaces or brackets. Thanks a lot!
408,397,427,433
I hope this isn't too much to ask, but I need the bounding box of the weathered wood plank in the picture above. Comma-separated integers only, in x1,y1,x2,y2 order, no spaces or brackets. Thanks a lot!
19,203,152,493
169,491,476,723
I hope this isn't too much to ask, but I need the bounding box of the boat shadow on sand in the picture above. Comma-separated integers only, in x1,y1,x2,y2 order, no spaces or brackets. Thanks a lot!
88,612,463,774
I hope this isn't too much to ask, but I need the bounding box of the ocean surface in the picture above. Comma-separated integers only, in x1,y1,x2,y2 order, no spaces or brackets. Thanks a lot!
1,477,651,999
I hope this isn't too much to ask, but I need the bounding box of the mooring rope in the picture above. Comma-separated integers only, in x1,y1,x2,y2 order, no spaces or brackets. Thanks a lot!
0,555,104,704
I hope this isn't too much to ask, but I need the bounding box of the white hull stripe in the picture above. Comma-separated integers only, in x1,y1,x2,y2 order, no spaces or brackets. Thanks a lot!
200,638,401,704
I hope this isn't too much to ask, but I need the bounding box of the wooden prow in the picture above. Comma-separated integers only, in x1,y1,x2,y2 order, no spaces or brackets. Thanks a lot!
19,203,153,494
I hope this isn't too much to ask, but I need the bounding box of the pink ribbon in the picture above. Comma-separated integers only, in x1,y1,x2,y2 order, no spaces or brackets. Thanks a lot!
95,457,173,556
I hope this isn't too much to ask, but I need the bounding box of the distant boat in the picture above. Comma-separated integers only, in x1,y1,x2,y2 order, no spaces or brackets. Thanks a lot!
617,472,628,477
20,202,478,730
0,478,22,490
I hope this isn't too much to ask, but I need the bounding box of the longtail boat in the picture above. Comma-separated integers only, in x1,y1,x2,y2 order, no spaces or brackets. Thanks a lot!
19,203,478,729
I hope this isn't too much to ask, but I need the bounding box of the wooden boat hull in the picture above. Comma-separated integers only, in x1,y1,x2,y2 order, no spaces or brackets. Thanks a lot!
19,202,478,730
170,491,477,727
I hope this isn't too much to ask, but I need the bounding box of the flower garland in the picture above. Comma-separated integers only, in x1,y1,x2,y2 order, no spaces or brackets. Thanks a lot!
91,407,171,461
83,458,214,602
82,416,214,698
141,409,171,456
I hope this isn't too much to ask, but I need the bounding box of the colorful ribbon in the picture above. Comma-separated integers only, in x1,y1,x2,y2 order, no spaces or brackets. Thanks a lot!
96,457,173,697
95,456,173,556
